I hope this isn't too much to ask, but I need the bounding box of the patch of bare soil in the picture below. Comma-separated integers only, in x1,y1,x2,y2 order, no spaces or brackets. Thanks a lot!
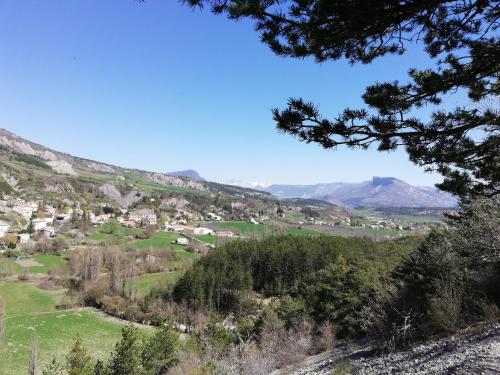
16,259,43,268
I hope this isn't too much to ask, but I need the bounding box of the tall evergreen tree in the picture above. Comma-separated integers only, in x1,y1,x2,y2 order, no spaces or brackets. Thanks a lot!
109,325,144,375
141,325,178,375
67,336,94,375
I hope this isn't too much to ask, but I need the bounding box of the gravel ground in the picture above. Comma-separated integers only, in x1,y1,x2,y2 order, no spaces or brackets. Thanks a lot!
280,323,500,375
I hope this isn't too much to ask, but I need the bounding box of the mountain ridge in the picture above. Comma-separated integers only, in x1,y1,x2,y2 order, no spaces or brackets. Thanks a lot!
167,169,206,181
256,176,457,208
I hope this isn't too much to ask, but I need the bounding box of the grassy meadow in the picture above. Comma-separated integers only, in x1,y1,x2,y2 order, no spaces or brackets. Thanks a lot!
135,271,183,296
0,283,128,374
0,254,68,276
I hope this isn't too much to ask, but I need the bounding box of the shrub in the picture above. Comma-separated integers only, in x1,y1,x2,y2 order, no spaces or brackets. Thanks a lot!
13,153,51,170
82,278,109,307
18,269,30,281
2,234,17,249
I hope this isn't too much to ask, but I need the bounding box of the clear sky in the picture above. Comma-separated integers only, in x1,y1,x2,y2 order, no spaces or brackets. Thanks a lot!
0,0,460,186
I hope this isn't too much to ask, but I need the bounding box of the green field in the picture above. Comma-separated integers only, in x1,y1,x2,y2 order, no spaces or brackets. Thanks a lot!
0,283,129,374
0,257,22,275
135,271,182,296
130,232,199,271
195,234,217,244
286,226,322,237
0,255,68,276
29,255,68,274
348,227,406,237
131,232,199,258
88,221,144,241
211,221,321,239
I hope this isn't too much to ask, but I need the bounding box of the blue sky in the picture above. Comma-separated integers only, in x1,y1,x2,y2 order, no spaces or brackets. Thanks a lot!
0,0,456,186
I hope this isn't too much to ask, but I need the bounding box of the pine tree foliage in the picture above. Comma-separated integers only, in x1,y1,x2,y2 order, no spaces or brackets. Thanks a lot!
172,235,415,336
141,325,178,375
181,0,500,197
109,325,145,375
67,336,94,375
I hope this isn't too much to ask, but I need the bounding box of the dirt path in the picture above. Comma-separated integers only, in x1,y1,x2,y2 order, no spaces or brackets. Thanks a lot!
81,307,156,330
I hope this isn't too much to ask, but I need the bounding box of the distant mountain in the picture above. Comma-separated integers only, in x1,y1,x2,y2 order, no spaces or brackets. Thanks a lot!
167,170,206,181
261,177,457,208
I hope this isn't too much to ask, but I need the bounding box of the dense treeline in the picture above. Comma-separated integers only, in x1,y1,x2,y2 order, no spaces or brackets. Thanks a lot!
172,235,416,336
364,199,500,350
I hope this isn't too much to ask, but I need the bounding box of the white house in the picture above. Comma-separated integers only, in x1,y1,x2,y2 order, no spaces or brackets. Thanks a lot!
206,213,222,221
165,224,185,232
13,205,35,220
41,226,56,238
32,218,48,231
44,214,54,224
193,227,214,236
215,230,235,238
175,237,189,246
0,221,10,237
18,233,31,244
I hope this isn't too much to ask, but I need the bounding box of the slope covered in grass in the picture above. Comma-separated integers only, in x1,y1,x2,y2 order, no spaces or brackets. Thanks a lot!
0,283,126,374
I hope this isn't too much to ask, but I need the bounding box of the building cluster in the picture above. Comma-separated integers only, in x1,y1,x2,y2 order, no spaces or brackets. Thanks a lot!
0,195,71,242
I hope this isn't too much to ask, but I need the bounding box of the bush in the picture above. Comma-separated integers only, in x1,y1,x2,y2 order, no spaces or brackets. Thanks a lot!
13,153,51,170
82,278,109,307
2,234,17,249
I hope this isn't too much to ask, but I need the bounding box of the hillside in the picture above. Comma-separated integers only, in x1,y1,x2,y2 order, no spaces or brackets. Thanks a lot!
276,324,500,375
262,177,457,208
0,129,445,238
0,128,275,210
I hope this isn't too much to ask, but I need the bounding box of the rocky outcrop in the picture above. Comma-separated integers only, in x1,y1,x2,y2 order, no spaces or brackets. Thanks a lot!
47,160,77,176
2,172,19,191
99,184,143,208
160,197,190,209
0,129,77,176
87,162,115,174
149,173,207,191
279,324,500,375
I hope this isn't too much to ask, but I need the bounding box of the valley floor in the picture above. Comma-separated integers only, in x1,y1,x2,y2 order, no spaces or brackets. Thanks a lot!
276,323,500,375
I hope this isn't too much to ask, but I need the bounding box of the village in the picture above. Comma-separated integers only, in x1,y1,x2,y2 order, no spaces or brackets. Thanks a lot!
0,193,268,254
0,190,438,255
